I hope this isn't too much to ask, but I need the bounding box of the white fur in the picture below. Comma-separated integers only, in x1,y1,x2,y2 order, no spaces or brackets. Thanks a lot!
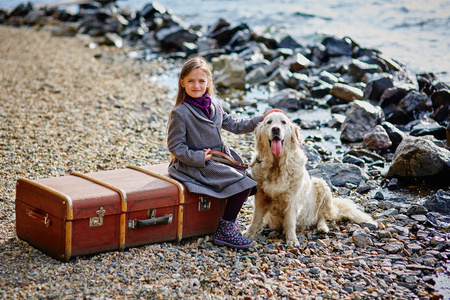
243,112,377,246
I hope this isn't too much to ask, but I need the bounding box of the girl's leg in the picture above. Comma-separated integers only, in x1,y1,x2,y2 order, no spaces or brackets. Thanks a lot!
214,188,253,249
222,188,251,221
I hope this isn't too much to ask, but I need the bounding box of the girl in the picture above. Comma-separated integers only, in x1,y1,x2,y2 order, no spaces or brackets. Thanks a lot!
167,56,277,249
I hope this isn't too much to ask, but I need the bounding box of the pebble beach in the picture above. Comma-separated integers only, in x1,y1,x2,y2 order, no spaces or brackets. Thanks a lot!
1,25,449,300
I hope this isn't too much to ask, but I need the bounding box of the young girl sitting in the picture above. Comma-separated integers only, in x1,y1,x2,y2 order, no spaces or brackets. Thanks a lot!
167,56,277,249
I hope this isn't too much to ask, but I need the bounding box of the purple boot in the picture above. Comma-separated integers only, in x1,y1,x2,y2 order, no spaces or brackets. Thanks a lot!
214,218,252,249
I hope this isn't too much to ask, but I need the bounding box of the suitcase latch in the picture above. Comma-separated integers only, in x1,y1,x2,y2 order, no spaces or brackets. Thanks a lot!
90,207,105,227
198,196,211,211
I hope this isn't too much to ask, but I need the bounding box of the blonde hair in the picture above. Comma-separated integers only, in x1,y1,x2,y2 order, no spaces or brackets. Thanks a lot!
174,56,216,108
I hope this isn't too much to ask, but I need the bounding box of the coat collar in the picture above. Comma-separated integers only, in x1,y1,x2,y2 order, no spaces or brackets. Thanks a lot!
182,99,219,122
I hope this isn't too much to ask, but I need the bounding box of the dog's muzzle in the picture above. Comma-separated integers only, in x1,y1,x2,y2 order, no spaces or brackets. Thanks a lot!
269,127,284,156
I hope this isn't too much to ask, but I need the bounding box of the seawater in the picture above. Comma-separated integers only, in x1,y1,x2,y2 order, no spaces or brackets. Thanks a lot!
1,0,450,84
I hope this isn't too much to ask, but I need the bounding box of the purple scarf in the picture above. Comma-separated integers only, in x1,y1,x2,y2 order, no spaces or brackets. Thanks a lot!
184,93,212,119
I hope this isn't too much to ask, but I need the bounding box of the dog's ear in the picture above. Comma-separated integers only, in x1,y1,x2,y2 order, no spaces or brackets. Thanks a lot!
292,124,304,146
254,122,267,154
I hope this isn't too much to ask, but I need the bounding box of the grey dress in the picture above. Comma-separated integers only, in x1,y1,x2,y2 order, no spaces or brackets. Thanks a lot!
167,99,263,199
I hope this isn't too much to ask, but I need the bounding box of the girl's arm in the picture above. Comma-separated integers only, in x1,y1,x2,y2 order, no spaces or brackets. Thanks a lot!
221,112,263,134
167,110,207,167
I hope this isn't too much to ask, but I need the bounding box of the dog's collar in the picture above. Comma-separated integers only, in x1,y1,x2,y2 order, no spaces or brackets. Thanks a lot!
251,155,262,167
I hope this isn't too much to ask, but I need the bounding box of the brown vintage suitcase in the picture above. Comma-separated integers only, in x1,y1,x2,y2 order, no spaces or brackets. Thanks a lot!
15,163,226,261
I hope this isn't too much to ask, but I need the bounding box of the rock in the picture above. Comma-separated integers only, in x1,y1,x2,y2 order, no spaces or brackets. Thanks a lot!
155,25,200,51
211,54,246,89
424,190,450,214
209,22,249,47
103,32,123,48
364,74,394,103
363,125,392,150
268,88,306,111
379,87,412,108
278,35,304,51
322,36,352,57
352,229,371,248
139,2,167,20
51,23,79,37
384,242,404,254
245,66,267,84
340,100,384,143
386,136,450,181
330,83,364,102
380,121,405,150
348,59,382,81
342,154,365,167
398,90,432,122
315,162,368,187
284,52,312,72
410,119,447,140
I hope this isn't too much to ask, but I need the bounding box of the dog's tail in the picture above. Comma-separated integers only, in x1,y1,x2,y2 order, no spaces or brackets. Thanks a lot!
331,198,378,227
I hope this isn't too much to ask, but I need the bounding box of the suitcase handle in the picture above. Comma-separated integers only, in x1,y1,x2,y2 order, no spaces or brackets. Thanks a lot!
26,208,51,228
128,214,173,229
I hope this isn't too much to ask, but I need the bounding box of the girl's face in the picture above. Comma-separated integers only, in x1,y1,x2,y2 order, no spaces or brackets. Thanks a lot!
181,67,211,99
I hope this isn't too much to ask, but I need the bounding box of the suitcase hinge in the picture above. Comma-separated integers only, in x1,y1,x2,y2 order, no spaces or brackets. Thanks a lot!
198,196,211,211
90,207,105,227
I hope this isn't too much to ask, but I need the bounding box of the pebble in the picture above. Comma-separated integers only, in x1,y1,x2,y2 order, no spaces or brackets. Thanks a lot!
0,26,448,300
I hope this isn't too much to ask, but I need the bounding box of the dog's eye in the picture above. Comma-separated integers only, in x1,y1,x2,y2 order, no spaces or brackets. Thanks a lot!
267,120,272,124
281,120,287,124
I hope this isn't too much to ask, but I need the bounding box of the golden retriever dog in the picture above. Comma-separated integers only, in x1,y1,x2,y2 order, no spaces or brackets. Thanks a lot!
243,112,377,246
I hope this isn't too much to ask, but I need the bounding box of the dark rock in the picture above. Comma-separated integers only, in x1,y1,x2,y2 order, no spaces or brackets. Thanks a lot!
209,23,249,47
356,180,371,194
155,25,200,51
322,36,352,57
431,88,450,110
364,74,394,103
416,73,437,95
348,59,381,81
431,104,449,123
406,205,428,216
342,154,365,167
139,1,167,21
379,87,411,108
424,190,450,214
380,121,405,150
10,2,35,17
340,100,384,143
398,90,432,122
310,82,332,98
278,35,305,51
410,119,447,140
315,162,368,187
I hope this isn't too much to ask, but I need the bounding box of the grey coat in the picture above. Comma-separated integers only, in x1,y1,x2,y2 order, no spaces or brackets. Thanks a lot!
167,99,263,198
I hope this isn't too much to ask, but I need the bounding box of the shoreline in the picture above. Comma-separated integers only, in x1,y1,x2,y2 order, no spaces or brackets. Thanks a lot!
1,26,449,299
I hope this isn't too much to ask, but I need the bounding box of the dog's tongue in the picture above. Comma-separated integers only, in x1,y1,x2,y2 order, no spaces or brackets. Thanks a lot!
271,139,283,156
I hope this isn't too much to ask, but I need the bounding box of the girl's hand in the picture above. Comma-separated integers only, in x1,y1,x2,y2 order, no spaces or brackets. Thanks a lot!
263,109,284,120
203,149,213,161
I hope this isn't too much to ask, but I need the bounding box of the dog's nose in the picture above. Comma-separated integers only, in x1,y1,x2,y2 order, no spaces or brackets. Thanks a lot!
272,127,280,135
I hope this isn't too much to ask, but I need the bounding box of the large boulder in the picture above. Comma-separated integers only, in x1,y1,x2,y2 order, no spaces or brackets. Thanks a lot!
212,54,246,89
386,136,450,181
340,100,384,143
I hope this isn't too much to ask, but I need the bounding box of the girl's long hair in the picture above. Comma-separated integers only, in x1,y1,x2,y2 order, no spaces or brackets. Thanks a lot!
168,56,216,164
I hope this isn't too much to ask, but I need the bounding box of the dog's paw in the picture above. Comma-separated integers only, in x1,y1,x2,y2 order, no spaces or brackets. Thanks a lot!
286,238,300,247
242,229,255,238
317,223,329,234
